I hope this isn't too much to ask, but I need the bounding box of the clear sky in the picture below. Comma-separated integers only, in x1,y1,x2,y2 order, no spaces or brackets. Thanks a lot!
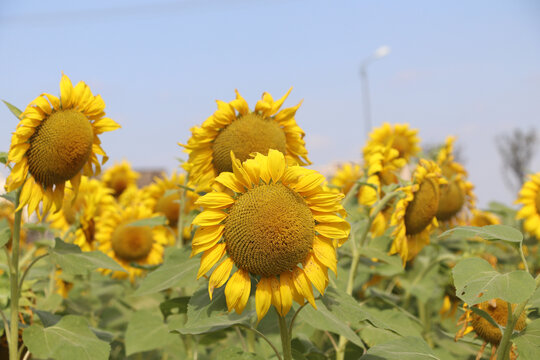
1,0,539,207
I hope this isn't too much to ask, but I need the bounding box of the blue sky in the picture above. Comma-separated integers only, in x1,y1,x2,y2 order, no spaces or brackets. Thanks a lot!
1,0,539,207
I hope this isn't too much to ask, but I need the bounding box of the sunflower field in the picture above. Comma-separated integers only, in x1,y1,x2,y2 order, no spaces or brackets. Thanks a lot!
1,75,539,360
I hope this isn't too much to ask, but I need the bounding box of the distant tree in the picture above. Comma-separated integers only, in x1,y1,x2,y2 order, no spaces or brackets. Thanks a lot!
496,128,538,192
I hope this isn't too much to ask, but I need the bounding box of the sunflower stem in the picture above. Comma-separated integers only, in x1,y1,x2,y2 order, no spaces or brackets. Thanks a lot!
518,242,529,274
176,177,188,248
238,324,282,360
277,314,292,360
18,253,49,291
8,187,22,360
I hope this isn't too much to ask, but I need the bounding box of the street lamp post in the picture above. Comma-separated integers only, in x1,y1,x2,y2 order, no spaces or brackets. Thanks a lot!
360,45,391,138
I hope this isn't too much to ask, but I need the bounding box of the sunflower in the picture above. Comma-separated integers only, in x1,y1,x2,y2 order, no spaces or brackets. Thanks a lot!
101,159,140,199
191,150,349,320
516,173,540,239
5,74,120,218
330,162,363,196
180,88,310,191
47,176,115,251
435,136,475,226
141,171,198,241
470,209,501,227
389,159,445,263
455,299,527,359
54,269,74,299
363,123,421,162
96,206,173,281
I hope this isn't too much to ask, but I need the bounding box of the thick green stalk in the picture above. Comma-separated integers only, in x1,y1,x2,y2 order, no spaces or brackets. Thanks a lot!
9,188,22,360
277,315,292,360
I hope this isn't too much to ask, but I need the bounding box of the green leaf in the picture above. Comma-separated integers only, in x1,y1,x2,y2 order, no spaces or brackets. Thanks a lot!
160,297,190,320
439,225,523,243
299,287,366,348
128,215,168,227
0,218,11,248
2,100,22,119
360,336,440,360
512,318,540,360
0,152,7,165
125,310,178,356
360,327,401,347
452,257,536,305
218,347,266,360
50,238,125,275
133,247,200,296
171,286,253,335
22,315,110,360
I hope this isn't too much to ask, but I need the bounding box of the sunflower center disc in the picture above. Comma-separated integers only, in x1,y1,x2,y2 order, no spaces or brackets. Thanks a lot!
107,173,130,197
471,299,527,345
225,183,315,277
535,189,540,213
212,113,287,174
27,110,94,187
436,180,465,221
155,192,180,227
404,178,439,235
111,225,154,261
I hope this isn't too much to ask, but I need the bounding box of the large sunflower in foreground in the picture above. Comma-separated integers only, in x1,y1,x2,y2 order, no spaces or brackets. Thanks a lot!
180,88,310,191
96,206,173,281
47,176,115,251
516,173,540,239
389,159,445,263
191,150,349,320
5,74,120,218
435,136,475,226
363,123,421,162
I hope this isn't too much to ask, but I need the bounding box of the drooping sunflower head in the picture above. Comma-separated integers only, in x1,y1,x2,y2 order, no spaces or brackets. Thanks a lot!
435,136,476,225
141,171,198,238
101,160,140,198
5,74,120,218
180,89,311,191
390,159,445,263
47,176,115,252
330,162,363,196
96,205,173,282
456,299,527,346
364,123,421,162
516,173,540,239
191,149,349,320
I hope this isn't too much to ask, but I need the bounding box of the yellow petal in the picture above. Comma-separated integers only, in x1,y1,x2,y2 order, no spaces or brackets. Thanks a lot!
208,257,234,299
315,221,351,240
255,277,272,322
291,172,325,193
313,236,337,275
191,226,225,256
215,172,245,193
302,252,328,295
197,243,227,279
93,117,121,133
8,143,30,164
230,90,249,116
278,271,293,316
42,93,60,110
17,178,34,211
225,269,251,314
231,152,252,188
195,193,234,209
270,88,293,115
270,276,283,316
28,181,44,218
268,149,286,183
292,267,316,308
60,74,74,108
192,210,227,227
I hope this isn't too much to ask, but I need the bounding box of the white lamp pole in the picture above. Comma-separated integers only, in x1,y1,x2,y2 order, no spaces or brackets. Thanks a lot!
360,45,391,138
